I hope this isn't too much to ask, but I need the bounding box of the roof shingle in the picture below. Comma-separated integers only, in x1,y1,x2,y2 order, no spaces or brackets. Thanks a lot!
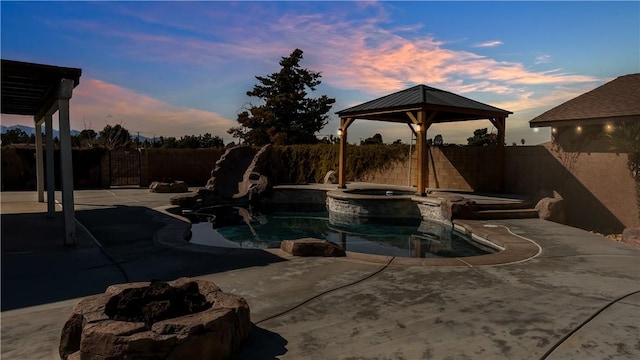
530,73,640,127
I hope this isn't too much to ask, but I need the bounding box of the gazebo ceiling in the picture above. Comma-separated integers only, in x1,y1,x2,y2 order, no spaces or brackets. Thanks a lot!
336,84,512,123
1,59,81,117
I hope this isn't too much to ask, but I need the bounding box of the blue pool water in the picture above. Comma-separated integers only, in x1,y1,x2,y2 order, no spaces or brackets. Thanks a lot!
187,206,495,258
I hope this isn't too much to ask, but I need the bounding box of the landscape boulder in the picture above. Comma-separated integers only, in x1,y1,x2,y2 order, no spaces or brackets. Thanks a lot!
441,196,475,221
535,190,565,224
323,170,338,184
622,227,640,248
281,238,346,257
149,180,189,193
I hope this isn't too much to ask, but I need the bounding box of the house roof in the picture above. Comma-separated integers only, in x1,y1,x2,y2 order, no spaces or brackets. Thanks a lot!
1,59,82,117
336,84,511,123
530,73,640,128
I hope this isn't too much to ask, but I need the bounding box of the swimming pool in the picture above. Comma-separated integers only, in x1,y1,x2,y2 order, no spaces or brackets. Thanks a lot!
186,205,495,258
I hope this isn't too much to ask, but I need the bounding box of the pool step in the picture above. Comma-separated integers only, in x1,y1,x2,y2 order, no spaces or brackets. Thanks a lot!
473,201,533,211
472,208,539,220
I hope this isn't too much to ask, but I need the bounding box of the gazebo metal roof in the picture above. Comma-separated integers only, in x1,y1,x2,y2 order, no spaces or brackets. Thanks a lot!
337,84,512,123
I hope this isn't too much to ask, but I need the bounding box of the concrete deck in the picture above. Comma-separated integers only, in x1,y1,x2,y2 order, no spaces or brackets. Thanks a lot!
1,188,639,359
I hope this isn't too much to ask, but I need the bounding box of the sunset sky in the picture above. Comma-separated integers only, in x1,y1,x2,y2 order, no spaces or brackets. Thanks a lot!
2,1,638,145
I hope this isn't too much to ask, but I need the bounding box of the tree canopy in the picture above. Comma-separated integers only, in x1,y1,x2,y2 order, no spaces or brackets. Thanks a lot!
228,49,336,145
99,124,132,150
467,128,497,146
361,133,383,145
1,128,31,145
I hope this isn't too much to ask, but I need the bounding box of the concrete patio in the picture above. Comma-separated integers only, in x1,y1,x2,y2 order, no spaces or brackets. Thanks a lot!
1,188,639,359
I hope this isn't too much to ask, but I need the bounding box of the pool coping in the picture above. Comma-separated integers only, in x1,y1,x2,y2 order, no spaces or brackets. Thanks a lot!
154,205,542,267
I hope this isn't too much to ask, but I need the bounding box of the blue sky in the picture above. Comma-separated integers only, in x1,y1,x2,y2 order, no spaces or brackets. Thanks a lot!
2,1,638,145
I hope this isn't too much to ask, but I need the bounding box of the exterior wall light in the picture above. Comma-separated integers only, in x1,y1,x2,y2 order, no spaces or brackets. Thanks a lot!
551,127,557,134
337,128,343,137
416,124,422,132
533,127,539,133
576,126,582,133
605,124,613,132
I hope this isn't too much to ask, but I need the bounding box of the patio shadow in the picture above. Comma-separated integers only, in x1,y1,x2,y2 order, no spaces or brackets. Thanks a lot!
1,205,286,311
240,325,288,359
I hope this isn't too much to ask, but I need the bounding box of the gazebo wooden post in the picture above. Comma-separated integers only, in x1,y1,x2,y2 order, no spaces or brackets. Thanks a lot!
492,117,506,192
416,110,428,196
338,117,354,189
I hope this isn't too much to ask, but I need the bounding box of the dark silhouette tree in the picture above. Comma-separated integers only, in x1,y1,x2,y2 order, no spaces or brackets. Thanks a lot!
76,129,98,148
176,133,224,148
361,133,383,145
228,49,336,145
99,124,131,150
1,128,30,145
434,134,444,146
467,128,497,146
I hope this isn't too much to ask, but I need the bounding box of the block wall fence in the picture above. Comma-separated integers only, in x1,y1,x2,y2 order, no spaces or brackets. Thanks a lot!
1,144,637,232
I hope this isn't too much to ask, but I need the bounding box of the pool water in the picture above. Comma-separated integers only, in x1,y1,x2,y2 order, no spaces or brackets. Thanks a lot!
187,206,495,258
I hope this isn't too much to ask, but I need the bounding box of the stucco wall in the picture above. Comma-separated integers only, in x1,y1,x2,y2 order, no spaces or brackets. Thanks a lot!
505,144,638,232
363,145,638,233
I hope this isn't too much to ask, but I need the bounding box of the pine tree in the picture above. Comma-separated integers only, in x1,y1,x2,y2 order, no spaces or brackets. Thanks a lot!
228,49,335,145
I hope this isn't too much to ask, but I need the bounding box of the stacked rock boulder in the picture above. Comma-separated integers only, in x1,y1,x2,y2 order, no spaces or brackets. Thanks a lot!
171,144,277,210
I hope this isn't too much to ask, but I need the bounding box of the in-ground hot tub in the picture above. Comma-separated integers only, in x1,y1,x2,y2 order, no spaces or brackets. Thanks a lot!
326,188,421,224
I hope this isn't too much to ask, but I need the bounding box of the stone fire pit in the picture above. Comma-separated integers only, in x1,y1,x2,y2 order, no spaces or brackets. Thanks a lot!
59,277,250,360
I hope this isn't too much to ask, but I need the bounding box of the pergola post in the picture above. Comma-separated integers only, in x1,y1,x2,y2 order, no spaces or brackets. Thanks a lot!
35,120,45,202
57,78,76,246
45,113,56,217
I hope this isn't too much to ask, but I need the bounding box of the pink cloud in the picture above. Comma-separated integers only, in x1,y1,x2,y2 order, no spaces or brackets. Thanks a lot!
68,6,600,104
252,12,600,100
50,4,602,144
71,79,235,138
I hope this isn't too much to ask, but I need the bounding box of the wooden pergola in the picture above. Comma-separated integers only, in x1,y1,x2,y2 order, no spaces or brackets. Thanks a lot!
1,59,82,245
336,85,512,195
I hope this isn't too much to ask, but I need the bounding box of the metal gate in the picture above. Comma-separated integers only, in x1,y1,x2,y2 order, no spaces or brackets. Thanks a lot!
109,148,140,186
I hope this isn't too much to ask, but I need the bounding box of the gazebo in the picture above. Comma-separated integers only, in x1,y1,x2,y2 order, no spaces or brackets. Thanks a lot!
336,85,512,195
1,59,82,246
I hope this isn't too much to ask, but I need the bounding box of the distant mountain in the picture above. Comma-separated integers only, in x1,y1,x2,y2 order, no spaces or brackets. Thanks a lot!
1,124,82,138
0,124,162,144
